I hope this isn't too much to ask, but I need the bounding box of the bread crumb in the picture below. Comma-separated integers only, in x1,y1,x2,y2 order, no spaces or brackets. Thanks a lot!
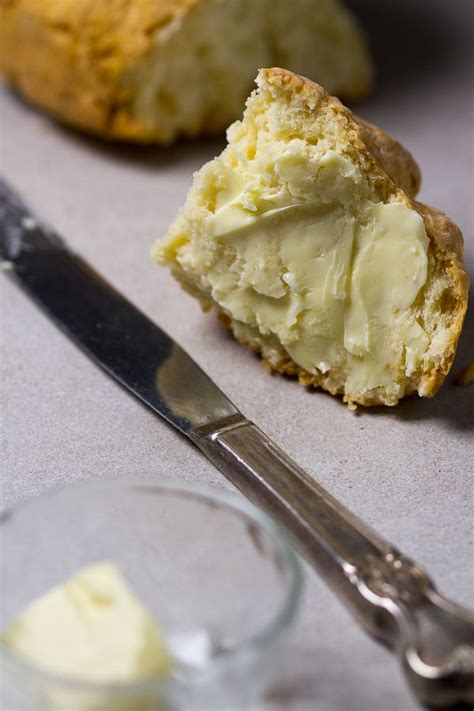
453,363,474,386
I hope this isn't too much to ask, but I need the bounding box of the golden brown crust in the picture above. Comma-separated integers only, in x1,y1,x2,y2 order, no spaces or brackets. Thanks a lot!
353,118,421,198
0,0,198,141
414,203,469,397
226,68,469,405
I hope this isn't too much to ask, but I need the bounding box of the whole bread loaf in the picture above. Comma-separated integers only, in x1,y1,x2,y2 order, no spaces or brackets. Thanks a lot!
0,0,372,144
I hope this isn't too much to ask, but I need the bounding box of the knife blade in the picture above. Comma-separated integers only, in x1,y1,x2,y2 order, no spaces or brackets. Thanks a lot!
1,179,473,708
0,180,239,434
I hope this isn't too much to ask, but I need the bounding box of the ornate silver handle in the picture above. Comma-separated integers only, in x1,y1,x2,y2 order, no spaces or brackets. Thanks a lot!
190,415,474,709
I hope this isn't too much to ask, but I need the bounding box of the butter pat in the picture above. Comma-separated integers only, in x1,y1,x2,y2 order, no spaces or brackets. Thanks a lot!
2,562,171,684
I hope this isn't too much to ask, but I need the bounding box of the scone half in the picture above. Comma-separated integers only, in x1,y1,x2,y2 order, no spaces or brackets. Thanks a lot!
154,68,468,406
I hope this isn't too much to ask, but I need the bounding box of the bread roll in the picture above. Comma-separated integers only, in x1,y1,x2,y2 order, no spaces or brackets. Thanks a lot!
154,68,468,407
0,0,372,143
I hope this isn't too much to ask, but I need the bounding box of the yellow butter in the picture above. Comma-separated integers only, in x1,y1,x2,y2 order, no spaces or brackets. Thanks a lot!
199,160,429,392
3,563,171,684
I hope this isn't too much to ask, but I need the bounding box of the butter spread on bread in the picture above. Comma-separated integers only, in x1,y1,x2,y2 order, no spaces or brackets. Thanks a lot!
154,68,468,407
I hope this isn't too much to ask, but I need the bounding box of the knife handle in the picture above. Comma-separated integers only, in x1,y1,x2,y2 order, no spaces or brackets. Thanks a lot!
190,415,474,708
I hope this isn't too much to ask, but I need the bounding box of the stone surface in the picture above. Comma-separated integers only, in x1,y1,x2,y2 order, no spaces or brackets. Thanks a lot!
1,2,473,709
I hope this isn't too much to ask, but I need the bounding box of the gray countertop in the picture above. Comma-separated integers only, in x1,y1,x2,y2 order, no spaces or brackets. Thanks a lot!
1,1,473,709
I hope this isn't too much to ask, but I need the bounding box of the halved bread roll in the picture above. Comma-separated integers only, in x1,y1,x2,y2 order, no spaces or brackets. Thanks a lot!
0,0,372,144
154,68,468,407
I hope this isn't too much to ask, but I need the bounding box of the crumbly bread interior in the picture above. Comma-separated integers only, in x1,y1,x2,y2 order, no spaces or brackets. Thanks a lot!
154,69,468,406
0,0,372,143
132,0,372,142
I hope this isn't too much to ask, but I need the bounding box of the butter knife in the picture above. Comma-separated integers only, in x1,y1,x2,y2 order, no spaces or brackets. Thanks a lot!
1,179,473,709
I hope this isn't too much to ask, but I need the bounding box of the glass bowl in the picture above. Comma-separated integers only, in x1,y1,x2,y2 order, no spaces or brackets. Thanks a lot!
0,479,302,710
